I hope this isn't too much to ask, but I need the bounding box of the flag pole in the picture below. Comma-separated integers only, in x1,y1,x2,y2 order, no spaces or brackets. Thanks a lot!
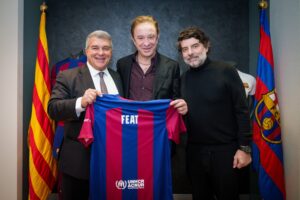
40,2,48,12
258,0,268,9
252,1,286,199
28,2,57,199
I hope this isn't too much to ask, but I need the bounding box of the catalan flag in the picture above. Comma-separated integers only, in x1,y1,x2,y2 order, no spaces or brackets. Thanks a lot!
28,4,57,200
252,4,286,200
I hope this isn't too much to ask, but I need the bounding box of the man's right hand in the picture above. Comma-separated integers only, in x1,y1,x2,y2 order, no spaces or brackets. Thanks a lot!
81,89,102,108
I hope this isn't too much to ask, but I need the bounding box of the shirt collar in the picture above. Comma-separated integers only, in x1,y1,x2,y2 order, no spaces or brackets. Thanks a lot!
87,62,109,77
132,51,158,67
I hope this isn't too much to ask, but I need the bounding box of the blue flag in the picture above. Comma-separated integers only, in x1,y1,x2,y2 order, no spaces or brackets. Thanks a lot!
252,6,286,200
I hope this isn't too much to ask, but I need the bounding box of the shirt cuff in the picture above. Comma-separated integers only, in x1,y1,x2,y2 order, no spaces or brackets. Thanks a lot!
75,97,86,117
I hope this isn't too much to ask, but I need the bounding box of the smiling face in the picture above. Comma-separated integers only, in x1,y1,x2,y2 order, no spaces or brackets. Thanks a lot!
132,22,159,59
180,37,208,68
85,36,112,71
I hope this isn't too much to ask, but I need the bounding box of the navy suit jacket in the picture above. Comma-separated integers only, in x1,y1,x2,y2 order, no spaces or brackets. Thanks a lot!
48,65,123,179
116,52,180,100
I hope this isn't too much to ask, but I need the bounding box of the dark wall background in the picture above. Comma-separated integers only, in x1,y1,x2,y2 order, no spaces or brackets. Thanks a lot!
46,0,249,72
24,0,255,199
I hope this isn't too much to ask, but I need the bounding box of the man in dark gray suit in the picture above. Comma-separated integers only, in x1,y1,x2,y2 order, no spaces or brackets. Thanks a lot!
117,15,187,114
48,30,123,200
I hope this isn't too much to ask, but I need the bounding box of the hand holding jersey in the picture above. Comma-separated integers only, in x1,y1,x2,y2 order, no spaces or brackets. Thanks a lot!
170,99,188,115
81,89,102,108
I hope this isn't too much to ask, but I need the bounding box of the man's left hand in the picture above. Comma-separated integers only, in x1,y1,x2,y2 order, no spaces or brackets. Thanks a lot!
170,99,188,115
233,149,252,169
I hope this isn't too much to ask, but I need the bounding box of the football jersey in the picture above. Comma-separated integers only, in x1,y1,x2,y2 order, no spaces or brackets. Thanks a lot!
78,94,186,200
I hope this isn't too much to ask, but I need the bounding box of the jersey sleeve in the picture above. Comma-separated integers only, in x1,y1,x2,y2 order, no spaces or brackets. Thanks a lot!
78,104,95,147
166,106,187,144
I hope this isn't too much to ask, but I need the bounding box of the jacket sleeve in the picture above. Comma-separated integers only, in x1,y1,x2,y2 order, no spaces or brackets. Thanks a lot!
48,71,79,122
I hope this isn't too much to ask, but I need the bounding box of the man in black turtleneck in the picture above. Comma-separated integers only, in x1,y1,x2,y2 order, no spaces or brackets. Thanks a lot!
177,27,252,200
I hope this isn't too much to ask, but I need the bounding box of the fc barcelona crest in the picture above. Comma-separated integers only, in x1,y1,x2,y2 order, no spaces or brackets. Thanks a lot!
255,90,281,144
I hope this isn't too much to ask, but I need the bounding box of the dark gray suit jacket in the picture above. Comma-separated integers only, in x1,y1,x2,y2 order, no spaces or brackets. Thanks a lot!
116,52,180,100
48,65,123,179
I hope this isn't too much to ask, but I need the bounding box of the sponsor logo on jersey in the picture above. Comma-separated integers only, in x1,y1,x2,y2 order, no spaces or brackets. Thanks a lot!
115,180,127,189
115,179,144,190
121,115,138,124
84,118,91,122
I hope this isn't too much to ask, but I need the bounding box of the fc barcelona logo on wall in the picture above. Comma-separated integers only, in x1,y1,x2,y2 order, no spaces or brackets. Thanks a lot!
255,90,281,144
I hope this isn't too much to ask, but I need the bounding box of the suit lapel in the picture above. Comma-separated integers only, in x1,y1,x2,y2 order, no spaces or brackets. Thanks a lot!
153,53,167,99
123,58,133,98
78,65,95,92
77,65,124,96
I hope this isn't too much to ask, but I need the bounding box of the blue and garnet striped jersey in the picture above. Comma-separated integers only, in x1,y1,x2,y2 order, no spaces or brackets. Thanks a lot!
78,94,186,200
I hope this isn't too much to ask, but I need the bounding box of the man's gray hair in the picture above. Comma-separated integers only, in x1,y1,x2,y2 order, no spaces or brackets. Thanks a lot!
85,30,113,49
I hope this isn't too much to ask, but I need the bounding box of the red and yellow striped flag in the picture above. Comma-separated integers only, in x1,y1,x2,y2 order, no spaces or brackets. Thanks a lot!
28,3,57,200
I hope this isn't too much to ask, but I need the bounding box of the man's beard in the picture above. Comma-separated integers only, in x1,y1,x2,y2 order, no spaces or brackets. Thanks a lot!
187,53,207,68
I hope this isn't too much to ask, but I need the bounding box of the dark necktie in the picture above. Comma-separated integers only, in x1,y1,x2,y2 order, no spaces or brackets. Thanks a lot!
99,72,108,94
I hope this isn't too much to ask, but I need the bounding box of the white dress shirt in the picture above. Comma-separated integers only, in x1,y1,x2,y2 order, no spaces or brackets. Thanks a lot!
86,62,119,94
75,62,119,115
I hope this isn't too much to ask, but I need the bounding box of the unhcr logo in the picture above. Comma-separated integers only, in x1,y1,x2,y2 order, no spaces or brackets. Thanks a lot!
115,180,127,189
115,179,145,190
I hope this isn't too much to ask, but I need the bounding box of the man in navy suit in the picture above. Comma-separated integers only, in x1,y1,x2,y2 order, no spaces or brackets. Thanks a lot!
48,30,123,200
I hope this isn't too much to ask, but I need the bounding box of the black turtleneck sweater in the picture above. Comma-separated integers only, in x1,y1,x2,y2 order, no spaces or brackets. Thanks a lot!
181,58,251,146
